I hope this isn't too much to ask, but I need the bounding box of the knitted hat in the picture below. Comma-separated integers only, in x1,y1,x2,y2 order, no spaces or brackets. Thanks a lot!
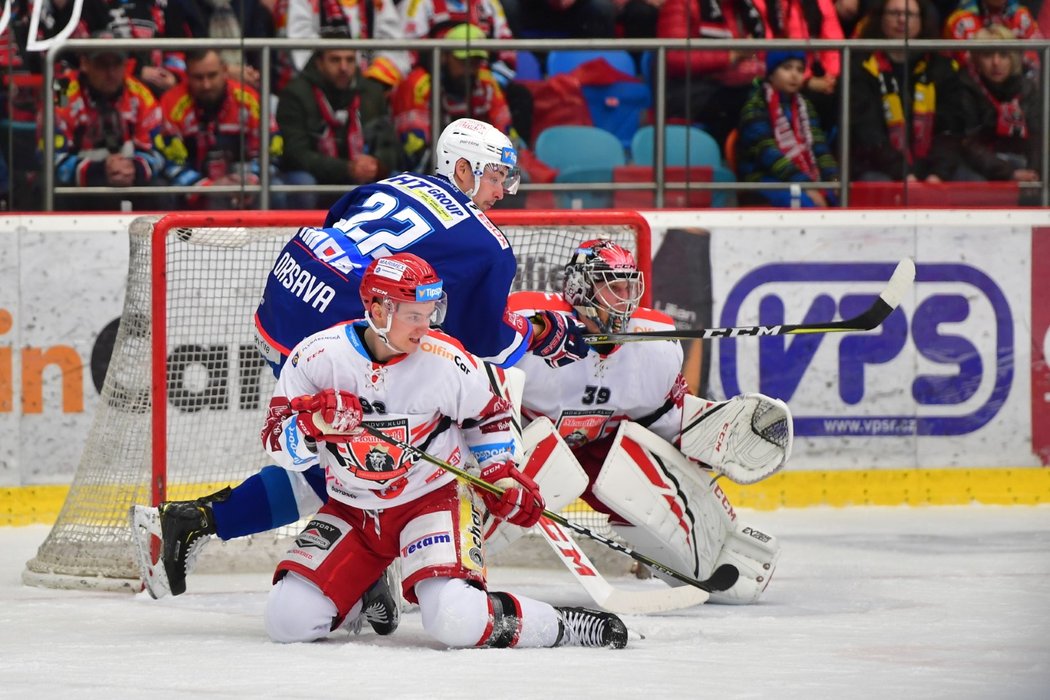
444,23,488,60
766,50,807,75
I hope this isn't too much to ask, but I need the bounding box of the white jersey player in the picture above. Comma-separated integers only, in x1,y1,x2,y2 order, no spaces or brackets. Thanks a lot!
506,240,793,605
263,252,628,648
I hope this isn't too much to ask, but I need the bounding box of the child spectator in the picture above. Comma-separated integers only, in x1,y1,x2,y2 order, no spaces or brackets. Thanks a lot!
736,50,840,207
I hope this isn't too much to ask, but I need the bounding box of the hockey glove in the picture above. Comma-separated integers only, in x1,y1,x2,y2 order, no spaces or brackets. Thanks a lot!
290,389,364,443
478,460,545,528
529,310,590,368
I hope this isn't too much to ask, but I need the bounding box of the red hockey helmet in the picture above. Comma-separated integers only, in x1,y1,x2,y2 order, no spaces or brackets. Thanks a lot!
360,253,447,324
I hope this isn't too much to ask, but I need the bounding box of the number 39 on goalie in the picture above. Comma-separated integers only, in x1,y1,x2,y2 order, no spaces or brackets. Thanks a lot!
678,393,794,485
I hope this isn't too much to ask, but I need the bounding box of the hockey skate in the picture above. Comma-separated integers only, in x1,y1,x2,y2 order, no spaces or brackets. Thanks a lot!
128,496,219,599
347,564,402,636
554,607,628,649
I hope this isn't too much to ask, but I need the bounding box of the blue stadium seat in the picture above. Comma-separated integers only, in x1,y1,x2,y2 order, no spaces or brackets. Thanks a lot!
546,50,637,77
535,126,626,209
631,125,736,207
514,50,543,81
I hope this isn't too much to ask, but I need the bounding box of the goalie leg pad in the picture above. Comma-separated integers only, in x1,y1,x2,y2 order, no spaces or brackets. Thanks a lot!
484,417,588,555
707,522,781,605
592,421,734,580
679,393,793,485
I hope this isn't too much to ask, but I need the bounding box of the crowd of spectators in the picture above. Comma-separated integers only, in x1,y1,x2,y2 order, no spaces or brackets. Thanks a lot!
0,0,1044,211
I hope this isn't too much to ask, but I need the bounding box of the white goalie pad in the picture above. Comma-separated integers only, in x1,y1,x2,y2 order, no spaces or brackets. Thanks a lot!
678,393,793,484
483,417,589,555
592,421,779,605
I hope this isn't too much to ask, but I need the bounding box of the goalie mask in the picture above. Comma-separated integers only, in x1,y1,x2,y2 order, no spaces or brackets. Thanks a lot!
360,253,447,351
434,118,521,198
563,240,645,334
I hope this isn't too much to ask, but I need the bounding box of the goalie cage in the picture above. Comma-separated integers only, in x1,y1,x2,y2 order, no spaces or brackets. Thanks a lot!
23,210,653,591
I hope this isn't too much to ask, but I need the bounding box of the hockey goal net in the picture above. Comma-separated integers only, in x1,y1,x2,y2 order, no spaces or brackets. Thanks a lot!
23,210,652,591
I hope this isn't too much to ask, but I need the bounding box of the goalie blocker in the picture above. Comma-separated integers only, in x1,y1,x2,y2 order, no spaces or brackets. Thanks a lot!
593,421,781,605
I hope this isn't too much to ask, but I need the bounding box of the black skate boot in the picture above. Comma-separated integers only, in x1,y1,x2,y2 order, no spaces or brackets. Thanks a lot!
354,566,401,636
553,607,628,649
158,497,219,597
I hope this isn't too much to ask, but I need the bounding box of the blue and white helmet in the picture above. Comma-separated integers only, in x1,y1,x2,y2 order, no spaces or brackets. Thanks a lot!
434,118,521,198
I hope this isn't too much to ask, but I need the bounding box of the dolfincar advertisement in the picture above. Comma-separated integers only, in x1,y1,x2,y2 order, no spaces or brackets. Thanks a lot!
1,211,1048,507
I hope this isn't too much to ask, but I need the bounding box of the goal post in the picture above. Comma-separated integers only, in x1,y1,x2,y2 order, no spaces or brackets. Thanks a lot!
22,209,653,591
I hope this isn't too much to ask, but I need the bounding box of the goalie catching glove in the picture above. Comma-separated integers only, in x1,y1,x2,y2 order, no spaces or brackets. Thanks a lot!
529,310,590,368
678,393,793,484
290,389,364,442
478,460,546,528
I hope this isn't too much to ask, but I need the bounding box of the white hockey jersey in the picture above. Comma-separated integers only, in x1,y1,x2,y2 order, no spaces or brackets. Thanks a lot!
510,291,688,448
264,321,515,510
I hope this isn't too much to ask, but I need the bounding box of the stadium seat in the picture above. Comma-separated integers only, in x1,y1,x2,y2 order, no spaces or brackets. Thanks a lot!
631,125,736,207
581,81,650,150
535,125,626,209
547,50,637,77
612,165,713,209
514,50,543,82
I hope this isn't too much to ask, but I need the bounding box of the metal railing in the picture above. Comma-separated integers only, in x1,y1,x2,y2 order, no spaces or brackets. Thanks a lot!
42,36,1050,210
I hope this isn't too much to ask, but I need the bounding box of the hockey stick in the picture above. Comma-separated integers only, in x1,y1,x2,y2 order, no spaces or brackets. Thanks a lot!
536,516,711,613
356,423,739,594
481,364,706,611
584,258,916,344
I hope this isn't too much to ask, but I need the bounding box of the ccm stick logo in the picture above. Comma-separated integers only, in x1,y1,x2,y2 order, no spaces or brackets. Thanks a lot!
719,262,1012,437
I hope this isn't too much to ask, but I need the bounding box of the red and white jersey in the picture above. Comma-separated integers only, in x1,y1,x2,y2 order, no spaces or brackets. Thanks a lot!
264,321,515,510
510,292,688,448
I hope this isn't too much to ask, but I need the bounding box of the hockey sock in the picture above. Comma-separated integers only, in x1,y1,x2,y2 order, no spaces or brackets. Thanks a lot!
212,465,317,540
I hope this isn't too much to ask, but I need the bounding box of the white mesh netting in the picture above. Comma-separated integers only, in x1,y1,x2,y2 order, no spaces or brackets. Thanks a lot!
23,211,650,589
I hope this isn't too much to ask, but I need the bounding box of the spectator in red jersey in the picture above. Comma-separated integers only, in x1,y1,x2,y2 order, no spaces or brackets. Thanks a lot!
656,0,769,144
48,37,169,210
159,49,312,209
944,0,1042,76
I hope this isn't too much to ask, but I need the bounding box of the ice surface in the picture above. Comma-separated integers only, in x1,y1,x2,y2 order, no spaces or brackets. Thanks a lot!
2,506,1048,699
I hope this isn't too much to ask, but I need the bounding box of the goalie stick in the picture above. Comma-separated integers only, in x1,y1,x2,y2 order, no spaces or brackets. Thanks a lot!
354,422,740,594
537,516,711,613
585,258,916,344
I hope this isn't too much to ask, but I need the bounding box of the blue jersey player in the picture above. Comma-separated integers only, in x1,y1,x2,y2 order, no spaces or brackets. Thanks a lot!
129,119,590,621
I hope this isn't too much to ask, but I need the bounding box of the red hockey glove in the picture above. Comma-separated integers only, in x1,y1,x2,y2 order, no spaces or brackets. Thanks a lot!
290,389,363,442
529,310,590,368
478,460,545,528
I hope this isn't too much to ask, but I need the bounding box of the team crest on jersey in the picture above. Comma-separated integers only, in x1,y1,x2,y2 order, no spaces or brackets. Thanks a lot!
557,409,615,448
327,418,414,484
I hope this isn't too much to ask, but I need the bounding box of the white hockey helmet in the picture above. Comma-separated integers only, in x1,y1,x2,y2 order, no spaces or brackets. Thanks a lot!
434,118,521,198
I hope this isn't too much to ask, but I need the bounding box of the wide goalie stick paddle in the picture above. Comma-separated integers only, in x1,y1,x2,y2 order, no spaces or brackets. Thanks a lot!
536,516,711,613
585,258,916,344
355,423,739,595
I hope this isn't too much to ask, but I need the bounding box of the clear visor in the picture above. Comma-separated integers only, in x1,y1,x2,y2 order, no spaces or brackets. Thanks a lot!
480,162,521,195
588,270,645,316
383,297,448,327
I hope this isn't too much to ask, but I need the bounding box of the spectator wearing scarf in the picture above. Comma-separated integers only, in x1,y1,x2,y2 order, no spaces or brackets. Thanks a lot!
275,31,401,208
957,25,1041,184
736,50,839,207
848,0,962,181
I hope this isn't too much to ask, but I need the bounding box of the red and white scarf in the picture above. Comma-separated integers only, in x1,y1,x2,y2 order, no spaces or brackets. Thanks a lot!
764,81,819,180
971,68,1028,138
313,86,364,159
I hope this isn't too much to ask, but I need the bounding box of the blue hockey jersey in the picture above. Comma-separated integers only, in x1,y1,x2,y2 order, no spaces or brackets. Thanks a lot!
254,172,533,372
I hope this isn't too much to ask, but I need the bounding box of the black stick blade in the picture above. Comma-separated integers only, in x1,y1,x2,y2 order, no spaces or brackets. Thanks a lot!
705,563,740,592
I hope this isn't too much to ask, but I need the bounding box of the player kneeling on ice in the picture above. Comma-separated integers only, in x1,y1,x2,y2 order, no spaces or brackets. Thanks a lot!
262,253,628,648
494,239,792,604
